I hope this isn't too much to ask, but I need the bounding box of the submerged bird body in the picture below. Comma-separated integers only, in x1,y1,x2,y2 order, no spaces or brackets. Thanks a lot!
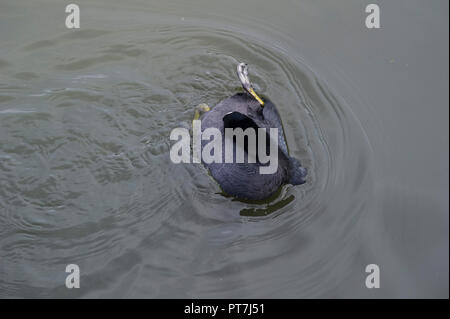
200,92,307,200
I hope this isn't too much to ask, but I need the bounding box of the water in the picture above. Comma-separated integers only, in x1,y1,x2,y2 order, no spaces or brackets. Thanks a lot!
0,0,448,298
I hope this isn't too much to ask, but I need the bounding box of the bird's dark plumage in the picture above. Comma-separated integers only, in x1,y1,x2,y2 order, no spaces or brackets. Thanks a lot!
200,92,307,200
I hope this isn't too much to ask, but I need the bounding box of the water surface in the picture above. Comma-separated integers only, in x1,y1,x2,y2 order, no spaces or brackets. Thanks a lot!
0,0,448,298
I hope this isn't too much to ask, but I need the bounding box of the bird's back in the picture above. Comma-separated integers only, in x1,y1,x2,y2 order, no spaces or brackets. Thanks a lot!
200,93,292,200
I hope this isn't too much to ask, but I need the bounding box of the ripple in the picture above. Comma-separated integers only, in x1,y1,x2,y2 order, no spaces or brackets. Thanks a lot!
14,72,38,80
54,55,124,71
0,19,374,298
0,95,16,103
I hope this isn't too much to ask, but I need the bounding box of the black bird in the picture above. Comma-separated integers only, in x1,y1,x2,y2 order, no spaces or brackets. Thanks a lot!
196,63,307,200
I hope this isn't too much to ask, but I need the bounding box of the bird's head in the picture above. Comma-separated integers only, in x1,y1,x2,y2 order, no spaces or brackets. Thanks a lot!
237,63,264,107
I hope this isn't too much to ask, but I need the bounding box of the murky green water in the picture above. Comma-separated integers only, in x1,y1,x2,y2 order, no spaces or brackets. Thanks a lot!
0,0,448,298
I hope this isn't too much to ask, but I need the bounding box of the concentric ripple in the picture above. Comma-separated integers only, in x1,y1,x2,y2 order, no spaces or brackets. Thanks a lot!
0,16,374,297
